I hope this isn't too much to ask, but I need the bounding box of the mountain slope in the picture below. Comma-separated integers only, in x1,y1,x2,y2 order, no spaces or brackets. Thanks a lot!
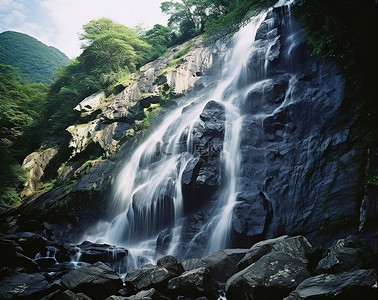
0,31,70,83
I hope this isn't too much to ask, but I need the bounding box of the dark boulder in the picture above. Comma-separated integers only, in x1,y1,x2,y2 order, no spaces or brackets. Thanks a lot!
237,235,314,270
0,236,39,273
316,235,375,274
197,249,249,283
156,255,185,276
74,241,128,266
237,235,289,270
0,272,57,299
16,232,49,258
182,258,207,272
226,251,311,300
34,257,57,269
60,261,123,299
167,267,219,300
284,269,377,299
124,264,176,294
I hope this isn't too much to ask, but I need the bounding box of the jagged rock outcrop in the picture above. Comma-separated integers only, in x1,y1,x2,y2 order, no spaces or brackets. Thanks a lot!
71,241,128,266
315,235,375,274
181,100,225,212
74,91,105,122
66,37,223,161
21,147,59,198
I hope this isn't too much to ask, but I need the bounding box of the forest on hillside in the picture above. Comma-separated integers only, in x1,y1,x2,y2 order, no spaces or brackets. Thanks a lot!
0,0,376,213
0,31,70,84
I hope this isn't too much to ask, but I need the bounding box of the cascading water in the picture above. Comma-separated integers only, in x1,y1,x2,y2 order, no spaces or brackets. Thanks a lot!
82,0,298,273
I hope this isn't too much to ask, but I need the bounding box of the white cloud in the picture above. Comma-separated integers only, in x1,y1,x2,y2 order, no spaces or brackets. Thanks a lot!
0,0,26,26
0,0,15,9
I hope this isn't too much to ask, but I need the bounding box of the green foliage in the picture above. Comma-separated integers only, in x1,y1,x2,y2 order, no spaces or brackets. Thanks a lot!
160,0,275,43
159,84,172,101
143,24,173,61
0,31,70,84
0,64,48,212
204,0,275,38
80,18,151,75
142,104,162,129
46,18,152,134
294,0,377,188
173,41,193,59
158,58,183,77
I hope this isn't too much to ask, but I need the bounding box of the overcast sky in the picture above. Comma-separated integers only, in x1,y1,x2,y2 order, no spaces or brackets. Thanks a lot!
0,0,169,58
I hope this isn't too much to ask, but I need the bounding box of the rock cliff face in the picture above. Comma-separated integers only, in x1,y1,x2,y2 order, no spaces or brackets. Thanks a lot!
2,2,376,258
0,2,377,299
232,7,364,247
3,34,225,242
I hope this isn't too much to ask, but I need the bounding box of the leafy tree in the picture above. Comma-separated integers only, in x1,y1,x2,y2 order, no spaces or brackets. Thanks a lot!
160,0,212,42
144,24,173,61
46,18,152,133
0,64,48,211
160,0,274,42
204,0,275,38
80,18,150,76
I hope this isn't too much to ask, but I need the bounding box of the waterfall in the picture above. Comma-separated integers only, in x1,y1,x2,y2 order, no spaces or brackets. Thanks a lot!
84,1,298,272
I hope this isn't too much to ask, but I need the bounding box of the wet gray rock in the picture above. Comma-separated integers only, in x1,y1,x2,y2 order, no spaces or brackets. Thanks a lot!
316,235,375,274
156,255,185,276
181,101,225,213
237,235,314,271
0,272,57,299
124,264,177,294
236,4,359,247
60,261,123,299
127,288,168,300
74,241,128,266
226,251,311,300
167,267,218,300
104,296,127,300
232,191,272,237
74,91,105,122
237,235,289,270
0,236,39,273
21,147,59,198
182,258,207,272
284,269,378,299
196,249,249,283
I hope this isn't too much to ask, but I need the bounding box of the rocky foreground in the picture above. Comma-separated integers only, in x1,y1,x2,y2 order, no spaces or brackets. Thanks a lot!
0,234,376,299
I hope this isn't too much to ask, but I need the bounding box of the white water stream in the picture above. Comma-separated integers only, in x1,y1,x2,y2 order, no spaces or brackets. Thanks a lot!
83,1,296,271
